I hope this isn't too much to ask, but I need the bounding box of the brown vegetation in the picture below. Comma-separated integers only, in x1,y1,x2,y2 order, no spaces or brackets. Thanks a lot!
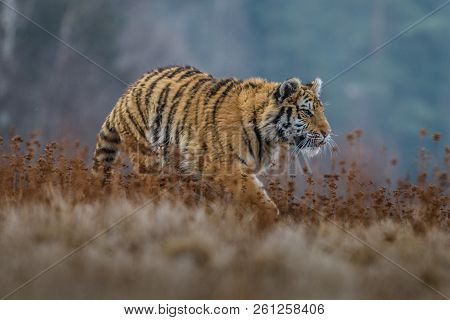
0,130,448,299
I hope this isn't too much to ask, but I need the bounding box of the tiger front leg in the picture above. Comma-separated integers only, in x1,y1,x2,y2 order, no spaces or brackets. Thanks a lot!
232,171,280,229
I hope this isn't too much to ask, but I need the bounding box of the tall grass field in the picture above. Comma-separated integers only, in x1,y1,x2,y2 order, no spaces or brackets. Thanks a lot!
0,130,448,299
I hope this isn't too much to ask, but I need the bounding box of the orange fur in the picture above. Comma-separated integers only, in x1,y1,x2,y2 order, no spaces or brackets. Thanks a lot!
93,66,332,226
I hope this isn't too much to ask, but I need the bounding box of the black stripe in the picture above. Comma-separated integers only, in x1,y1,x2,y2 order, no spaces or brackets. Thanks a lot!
101,118,119,139
133,87,148,131
156,65,178,73
106,125,117,135
179,69,201,80
285,107,292,126
188,77,218,149
104,119,113,131
152,83,171,144
210,80,235,149
100,131,120,144
97,147,116,154
196,78,232,127
255,99,269,114
211,80,235,119
186,124,192,147
117,101,135,139
103,155,115,163
178,78,211,148
272,107,286,124
170,67,202,83
162,85,187,158
208,79,231,98
125,104,146,140
140,76,150,89
252,111,263,162
242,82,258,90
236,155,247,165
118,108,133,138
166,66,189,79
241,120,255,159
273,85,281,102
276,127,285,139
143,68,161,80
144,68,175,110
143,72,155,80
164,85,187,144
109,106,119,130
174,124,181,147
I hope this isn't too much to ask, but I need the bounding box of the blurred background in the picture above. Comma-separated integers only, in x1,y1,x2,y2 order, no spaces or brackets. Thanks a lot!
0,0,449,174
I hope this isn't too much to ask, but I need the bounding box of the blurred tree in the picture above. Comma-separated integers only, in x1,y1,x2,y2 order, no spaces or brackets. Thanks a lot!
0,0,448,174
0,0,124,141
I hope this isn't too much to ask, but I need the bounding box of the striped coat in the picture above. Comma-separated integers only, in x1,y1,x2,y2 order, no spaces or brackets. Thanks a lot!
94,66,332,226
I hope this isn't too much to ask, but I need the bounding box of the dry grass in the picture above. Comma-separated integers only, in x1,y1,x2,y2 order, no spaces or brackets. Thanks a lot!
0,130,448,299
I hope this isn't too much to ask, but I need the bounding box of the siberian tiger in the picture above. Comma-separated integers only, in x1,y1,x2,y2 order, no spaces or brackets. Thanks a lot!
93,65,333,226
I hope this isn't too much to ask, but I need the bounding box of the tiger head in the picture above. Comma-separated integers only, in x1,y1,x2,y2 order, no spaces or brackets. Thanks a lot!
262,77,333,157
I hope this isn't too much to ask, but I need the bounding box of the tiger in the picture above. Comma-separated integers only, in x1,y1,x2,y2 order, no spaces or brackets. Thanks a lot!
93,65,333,226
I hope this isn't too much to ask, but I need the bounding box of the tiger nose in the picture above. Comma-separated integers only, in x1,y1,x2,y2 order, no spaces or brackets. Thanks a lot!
321,129,330,138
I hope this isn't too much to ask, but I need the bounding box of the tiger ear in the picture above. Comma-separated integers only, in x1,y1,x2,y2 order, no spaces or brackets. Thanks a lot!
311,77,322,96
275,78,301,102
